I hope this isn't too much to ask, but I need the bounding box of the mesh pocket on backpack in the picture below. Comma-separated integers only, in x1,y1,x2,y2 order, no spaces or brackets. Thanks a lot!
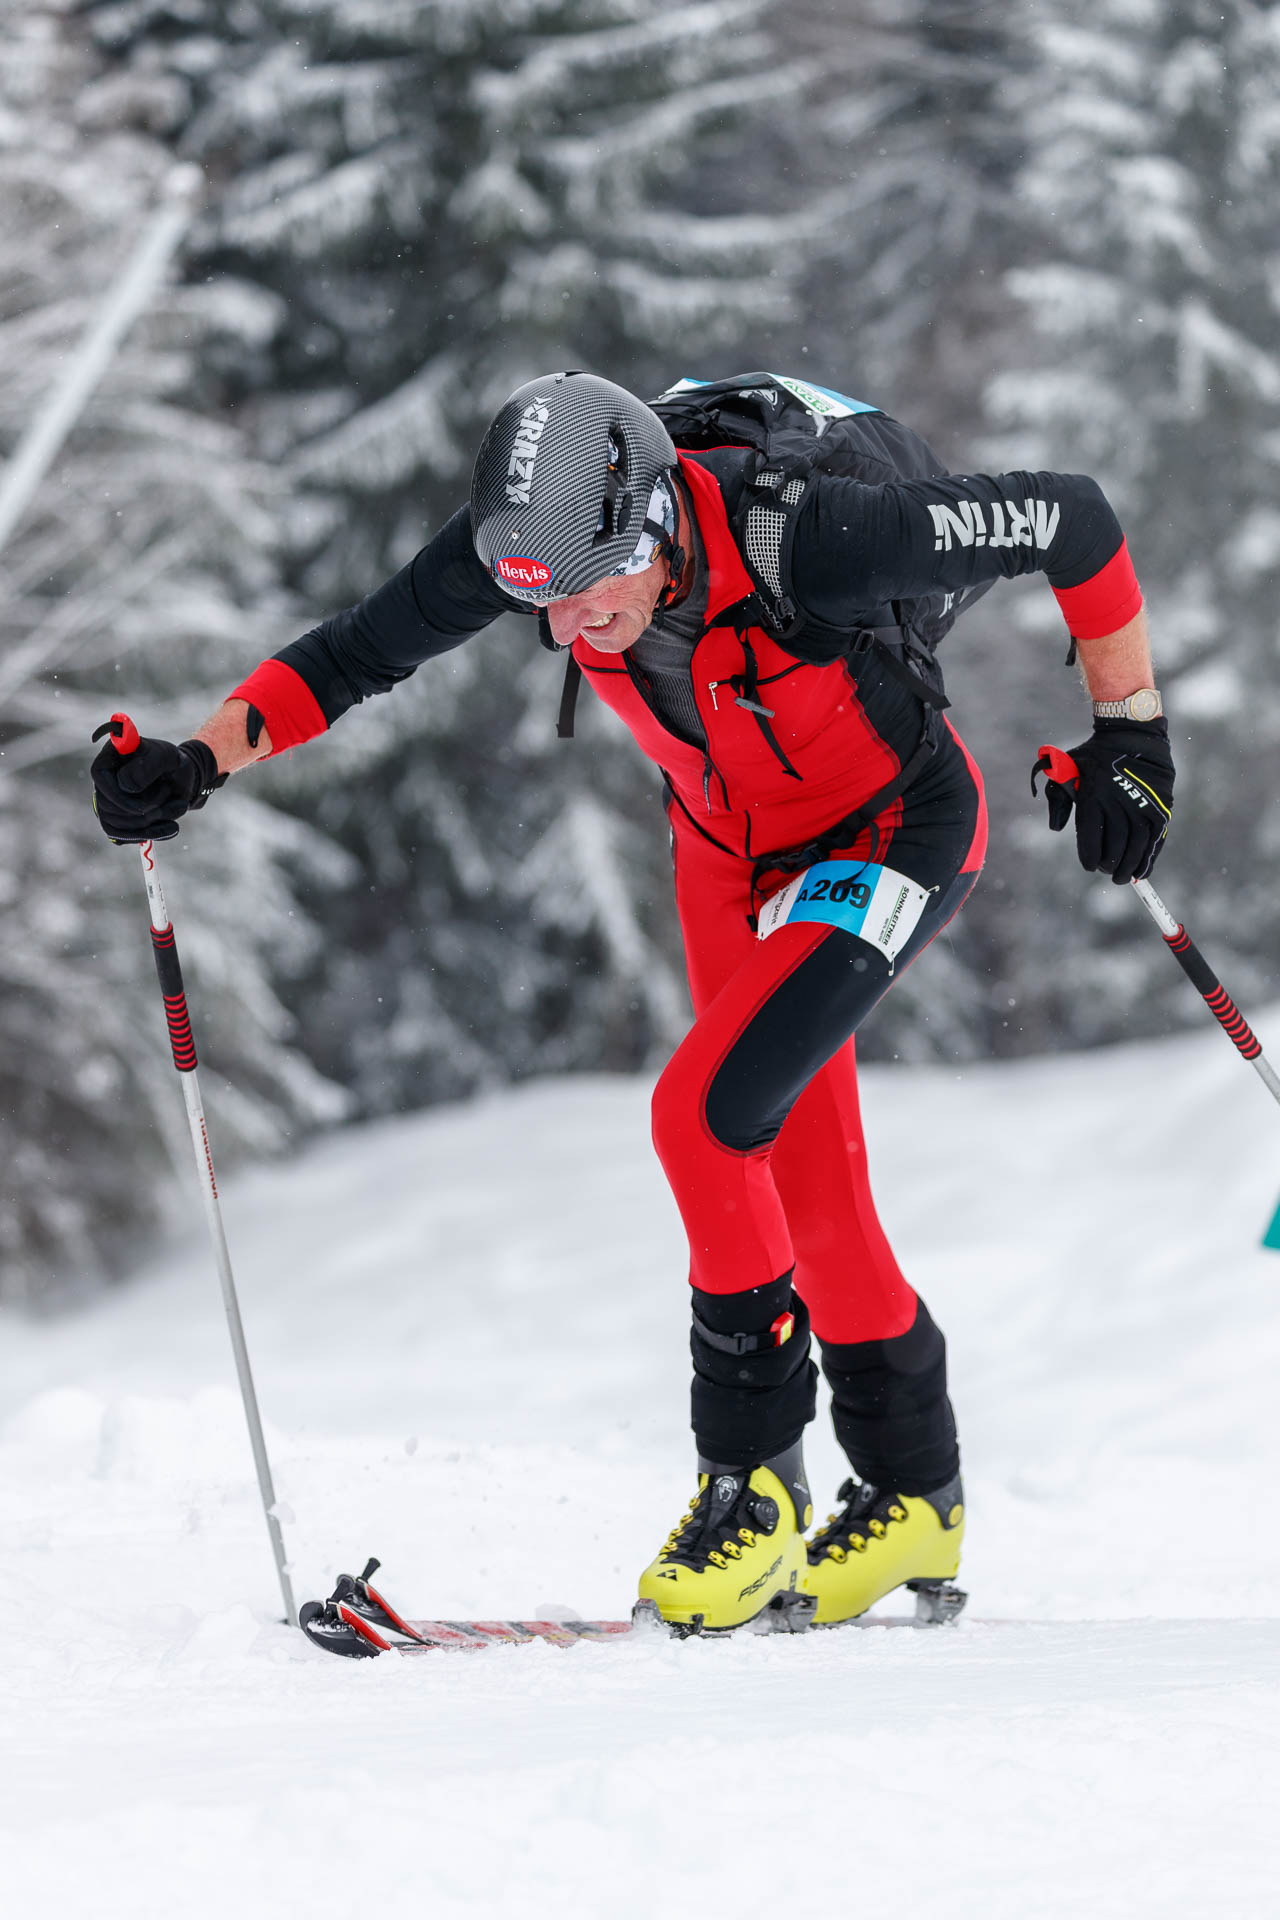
742,471,806,606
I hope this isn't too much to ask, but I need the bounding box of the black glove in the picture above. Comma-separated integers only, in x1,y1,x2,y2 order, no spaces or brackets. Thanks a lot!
1032,716,1174,885
90,728,226,843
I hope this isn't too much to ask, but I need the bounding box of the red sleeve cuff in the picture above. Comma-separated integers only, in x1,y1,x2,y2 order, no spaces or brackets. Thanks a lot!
1051,539,1143,640
229,660,328,753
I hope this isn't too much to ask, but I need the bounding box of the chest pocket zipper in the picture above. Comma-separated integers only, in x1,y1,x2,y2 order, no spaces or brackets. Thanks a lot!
708,679,775,718
707,638,802,781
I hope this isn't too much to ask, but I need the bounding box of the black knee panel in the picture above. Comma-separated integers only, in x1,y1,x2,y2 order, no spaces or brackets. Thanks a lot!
820,1295,959,1494
702,934,894,1154
689,1273,818,1465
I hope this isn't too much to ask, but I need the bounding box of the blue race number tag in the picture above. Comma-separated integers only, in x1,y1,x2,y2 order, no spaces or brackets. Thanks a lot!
757,860,930,962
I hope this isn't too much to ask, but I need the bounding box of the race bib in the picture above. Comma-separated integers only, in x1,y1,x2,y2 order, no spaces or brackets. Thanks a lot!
772,373,878,420
757,860,930,962
656,374,879,420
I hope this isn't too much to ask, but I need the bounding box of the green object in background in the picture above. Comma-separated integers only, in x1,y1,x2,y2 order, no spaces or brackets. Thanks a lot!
1263,1200,1280,1251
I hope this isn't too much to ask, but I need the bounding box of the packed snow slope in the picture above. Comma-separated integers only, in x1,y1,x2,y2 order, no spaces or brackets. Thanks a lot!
4,1022,1280,1919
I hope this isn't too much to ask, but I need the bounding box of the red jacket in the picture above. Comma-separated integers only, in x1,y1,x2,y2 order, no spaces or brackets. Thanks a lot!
575,454,915,863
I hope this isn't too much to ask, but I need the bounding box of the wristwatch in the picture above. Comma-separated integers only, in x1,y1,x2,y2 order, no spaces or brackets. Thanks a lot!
1092,687,1163,722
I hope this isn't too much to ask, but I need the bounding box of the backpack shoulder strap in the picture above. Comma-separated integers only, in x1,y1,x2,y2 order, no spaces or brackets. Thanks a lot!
556,651,583,739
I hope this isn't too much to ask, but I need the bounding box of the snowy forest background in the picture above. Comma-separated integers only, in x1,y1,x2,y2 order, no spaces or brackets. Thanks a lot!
2,0,1278,1302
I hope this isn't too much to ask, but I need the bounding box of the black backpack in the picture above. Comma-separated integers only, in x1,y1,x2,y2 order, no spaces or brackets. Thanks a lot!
553,370,982,748
652,370,978,678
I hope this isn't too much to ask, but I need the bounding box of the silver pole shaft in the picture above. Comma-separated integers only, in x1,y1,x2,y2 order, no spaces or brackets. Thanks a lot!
0,167,202,558
1250,1053,1280,1105
138,842,297,1624
1130,876,1179,939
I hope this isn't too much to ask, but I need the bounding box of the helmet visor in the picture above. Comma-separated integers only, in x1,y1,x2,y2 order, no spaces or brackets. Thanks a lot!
489,473,676,607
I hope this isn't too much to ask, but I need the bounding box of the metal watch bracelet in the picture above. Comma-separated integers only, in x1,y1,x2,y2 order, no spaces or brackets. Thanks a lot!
1091,688,1163,722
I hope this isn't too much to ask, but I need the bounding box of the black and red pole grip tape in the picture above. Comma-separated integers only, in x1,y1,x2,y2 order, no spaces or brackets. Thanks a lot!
1152,925,1263,1061
149,924,199,1073
1037,744,1264,1062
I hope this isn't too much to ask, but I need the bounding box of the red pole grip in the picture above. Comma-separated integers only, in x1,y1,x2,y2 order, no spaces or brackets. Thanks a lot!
1035,745,1079,786
90,712,140,755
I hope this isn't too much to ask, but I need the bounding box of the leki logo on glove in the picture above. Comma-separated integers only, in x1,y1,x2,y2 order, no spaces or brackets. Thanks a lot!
1114,771,1150,808
495,555,554,590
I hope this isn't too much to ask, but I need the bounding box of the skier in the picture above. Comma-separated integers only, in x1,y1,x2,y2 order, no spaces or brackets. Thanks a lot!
92,370,1174,1634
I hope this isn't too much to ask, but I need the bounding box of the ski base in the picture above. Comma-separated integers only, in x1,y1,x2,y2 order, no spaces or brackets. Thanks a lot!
298,1559,967,1658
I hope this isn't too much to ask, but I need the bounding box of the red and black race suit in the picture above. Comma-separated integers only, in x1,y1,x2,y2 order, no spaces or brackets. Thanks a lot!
227,431,1134,1488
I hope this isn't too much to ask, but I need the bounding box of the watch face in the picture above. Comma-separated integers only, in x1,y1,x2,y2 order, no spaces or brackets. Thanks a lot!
1129,689,1160,722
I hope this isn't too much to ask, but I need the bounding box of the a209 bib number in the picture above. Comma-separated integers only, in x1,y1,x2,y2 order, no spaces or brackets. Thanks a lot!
796,874,871,909
757,859,930,962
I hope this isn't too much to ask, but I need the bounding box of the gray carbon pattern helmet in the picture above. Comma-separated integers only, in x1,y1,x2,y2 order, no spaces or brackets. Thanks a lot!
470,371,677,604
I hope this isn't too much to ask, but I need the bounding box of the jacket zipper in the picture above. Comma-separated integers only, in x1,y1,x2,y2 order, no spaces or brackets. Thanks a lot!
709,678,775,718
707,638,803,783
664,777,740,856
708,661,804,708
626,652,726,816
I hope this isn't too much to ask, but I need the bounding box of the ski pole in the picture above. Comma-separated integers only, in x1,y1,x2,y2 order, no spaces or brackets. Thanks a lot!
1128,877,1280,1106
1128,875,1280,1249
1036,744,1280,1107
93,713,297,1625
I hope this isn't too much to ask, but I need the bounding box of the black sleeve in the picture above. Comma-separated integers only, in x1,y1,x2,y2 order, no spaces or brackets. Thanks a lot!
788,469,1125,632
274,506,522,726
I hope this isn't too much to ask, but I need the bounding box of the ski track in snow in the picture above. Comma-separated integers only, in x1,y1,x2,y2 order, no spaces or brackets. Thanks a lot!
4,1028,1280,1917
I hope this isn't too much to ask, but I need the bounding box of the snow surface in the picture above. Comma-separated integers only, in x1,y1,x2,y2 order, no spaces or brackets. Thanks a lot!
4,1027,1280,1917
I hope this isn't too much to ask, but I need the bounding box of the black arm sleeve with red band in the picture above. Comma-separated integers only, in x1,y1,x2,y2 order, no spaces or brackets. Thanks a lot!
274,507,516,726
788,468,1126,639
266,467,1135,724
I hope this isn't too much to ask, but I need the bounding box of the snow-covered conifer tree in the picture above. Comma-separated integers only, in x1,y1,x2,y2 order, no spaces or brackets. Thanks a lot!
87,0,827,1111
0,7,347,1301
980,0,1280,1049
712,0,1031,1063
763,1,1026,425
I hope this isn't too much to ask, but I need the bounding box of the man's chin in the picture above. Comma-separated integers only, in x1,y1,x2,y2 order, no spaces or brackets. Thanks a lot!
579,623,636,654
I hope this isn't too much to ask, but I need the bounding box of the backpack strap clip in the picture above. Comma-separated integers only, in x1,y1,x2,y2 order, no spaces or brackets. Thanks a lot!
856,624,951,713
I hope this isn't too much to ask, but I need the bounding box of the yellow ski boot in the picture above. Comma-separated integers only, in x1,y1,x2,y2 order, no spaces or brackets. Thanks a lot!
802,1473,966,1626
635,1462,809,1634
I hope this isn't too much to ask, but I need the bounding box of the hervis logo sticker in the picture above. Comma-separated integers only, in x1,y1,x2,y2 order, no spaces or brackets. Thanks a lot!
495,556,554,590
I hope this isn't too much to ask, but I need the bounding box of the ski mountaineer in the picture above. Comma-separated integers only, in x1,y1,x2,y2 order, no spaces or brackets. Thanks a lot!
91,370,1174,1635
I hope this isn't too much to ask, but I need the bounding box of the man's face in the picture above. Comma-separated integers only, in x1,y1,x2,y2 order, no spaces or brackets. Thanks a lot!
544,554,668,655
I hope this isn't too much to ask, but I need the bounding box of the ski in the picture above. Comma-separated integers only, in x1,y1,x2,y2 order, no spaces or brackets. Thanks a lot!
298,1559,967,1657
